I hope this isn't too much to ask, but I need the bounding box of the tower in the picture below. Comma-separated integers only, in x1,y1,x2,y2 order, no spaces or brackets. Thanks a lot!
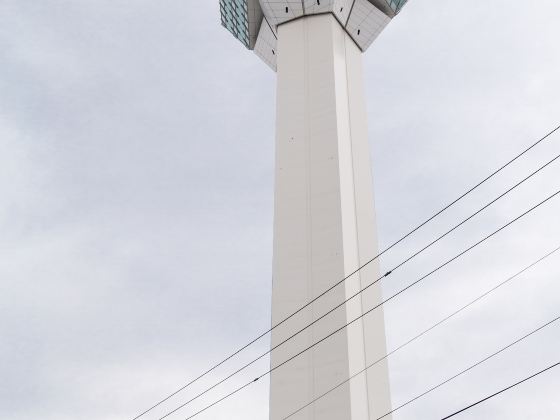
220,1,408,419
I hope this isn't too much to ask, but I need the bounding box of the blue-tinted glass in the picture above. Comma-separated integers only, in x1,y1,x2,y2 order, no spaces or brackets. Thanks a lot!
389,0,408,13
220,0,250,48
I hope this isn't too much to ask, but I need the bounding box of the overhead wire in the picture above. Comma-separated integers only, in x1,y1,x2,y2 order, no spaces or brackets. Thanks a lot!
185,313,560,420
171,187,560,420
282,245,560,418
131,125,560,420
373,315,560,419
440,361,560,419
156,148,560,419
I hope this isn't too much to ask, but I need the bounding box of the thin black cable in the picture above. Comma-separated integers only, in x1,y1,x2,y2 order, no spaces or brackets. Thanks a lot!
441,361,560,419
157,153,560,419
283,245,560,419
375,316,560,419
177,188,560,420
131,125,560,420
186,313,560,420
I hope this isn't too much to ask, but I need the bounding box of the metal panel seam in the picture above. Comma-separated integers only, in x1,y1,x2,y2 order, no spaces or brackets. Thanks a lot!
342,28,373,420
277,12,364,52
302,18,316,420
345,0,357,26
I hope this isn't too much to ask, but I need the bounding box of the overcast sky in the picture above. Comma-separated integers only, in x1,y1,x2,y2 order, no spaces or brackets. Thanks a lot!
1,1,560,419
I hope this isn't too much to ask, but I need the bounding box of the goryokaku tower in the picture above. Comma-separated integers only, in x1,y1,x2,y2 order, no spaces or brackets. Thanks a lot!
220,1,408,419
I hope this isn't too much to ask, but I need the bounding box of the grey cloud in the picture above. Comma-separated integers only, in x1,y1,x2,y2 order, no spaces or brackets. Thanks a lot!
1,1,560,419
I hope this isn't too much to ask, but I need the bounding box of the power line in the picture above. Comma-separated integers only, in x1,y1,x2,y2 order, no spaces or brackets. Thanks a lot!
130,125,560,420
374,316,560,419
173,188,560,420
186,314,560,420
282,245,560,419
156,155,560,419
441,361,560,419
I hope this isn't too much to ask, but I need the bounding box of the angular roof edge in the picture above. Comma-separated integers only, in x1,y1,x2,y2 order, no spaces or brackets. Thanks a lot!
220,0,409,70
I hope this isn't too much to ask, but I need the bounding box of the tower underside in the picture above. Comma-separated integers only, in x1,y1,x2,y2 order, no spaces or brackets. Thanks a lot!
270,14,392,420
220,0,408,70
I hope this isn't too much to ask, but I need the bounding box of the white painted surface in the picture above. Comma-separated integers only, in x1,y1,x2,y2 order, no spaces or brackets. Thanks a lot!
254,0,391,70
254,19,278,71
259,0,304,26
345,0,390,51
270,14,392,420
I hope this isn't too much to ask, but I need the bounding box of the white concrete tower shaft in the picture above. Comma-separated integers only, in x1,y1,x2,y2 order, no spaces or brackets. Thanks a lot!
270,14,392,420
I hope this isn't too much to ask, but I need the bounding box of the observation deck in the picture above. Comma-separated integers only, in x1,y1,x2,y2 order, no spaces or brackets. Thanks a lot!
220,0,408,70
